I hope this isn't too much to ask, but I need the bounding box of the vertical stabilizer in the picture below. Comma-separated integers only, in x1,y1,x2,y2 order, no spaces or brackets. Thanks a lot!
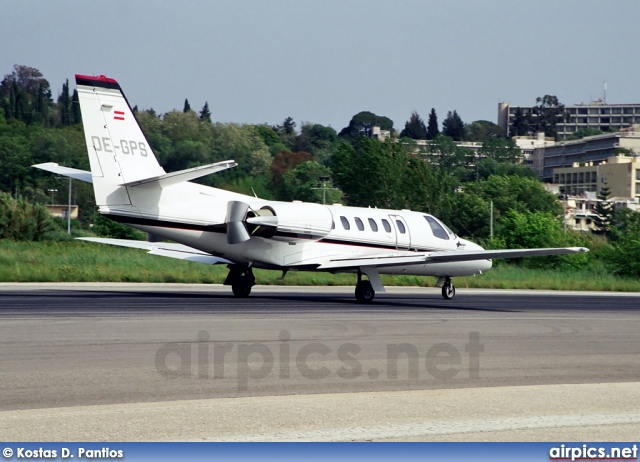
75,75,166,206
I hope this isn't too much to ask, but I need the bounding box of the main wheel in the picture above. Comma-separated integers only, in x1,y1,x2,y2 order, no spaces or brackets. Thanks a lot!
441,281,455,300
355,280,375,303
232,281,252,298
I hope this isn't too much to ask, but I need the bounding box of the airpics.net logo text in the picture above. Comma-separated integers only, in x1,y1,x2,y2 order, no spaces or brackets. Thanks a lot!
155,330,483,391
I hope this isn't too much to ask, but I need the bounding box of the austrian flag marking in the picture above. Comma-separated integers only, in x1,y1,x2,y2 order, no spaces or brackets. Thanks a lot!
114,111,125,121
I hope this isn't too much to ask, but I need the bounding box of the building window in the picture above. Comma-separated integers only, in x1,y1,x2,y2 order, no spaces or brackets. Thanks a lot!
592,172,597,183
381,219,392,233
578,108,588,115
624,117,633,124
601,108,610,115
624,107,634,114
636,183,640,195
636,170,640,181
395,220,406,234
579,172,584,183
588,117,599,124
354,217,364,231
368,218,378,232
340,216,350,230
589,108,599,115
601,117,610,124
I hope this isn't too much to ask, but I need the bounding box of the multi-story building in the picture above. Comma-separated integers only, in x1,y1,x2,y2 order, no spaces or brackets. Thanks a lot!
540,128,640,181
552,155,640,199
498,101,640,140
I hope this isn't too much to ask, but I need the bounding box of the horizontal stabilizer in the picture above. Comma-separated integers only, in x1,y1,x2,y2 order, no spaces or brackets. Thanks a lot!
32,163,93,183
316,247,589,270
121,160,238,188
77,237,232,265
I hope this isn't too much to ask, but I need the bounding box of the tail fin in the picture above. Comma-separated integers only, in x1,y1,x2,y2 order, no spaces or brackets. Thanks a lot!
75,74,166,206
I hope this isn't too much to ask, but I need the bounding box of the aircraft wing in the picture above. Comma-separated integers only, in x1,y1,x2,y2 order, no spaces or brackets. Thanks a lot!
32,162,93,183
77,237,233,265
315,247,589,270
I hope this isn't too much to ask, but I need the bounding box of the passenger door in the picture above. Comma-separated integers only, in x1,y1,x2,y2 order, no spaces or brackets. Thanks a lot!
389,214,411,250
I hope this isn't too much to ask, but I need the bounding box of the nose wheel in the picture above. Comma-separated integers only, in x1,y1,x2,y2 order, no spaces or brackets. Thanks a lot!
441,279,455,300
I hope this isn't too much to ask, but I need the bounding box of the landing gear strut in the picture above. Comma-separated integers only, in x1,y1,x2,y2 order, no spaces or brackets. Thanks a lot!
355,270,375,303
441,277,455,300
224,265,255,298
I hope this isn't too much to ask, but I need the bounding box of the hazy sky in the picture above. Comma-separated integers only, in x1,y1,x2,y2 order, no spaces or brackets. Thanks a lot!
2,0,639,132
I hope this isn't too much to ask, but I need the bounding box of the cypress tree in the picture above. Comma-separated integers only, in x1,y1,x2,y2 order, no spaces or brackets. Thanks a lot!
199,101,211,122
183,98,191,113
426,108,439,140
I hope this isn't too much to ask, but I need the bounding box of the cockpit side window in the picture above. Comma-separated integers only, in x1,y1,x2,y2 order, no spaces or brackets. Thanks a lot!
424,215,449,240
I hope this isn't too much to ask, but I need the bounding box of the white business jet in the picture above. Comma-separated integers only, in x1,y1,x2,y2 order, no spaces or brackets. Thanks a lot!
34,75,588,302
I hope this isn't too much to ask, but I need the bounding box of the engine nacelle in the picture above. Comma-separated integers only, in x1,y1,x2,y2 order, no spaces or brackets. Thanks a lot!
247,201,333,242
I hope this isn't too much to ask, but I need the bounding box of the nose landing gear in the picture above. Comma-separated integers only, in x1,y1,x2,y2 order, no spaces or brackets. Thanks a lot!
441,277,455,300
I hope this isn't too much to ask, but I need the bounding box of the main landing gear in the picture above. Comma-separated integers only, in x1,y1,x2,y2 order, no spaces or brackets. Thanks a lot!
441,277,455,300
225,265,255,298
355,270,375,303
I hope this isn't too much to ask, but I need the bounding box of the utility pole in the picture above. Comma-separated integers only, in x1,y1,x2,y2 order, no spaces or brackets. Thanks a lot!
490,201,493,238
67,178,72,234
311,176,337,205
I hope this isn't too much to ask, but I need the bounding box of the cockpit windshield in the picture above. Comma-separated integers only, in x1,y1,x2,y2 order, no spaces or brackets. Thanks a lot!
424,215,456,240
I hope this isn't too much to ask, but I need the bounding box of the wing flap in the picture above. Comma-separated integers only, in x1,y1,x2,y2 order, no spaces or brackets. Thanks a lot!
76,237,232,265
315,247,589,270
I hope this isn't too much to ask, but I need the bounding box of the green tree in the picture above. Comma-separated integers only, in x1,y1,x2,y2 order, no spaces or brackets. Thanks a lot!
199,101,211,122
0,192,53,241
339,111,394,139
426,108,439,139
592,185,614,236
480,137,523,163
270,150,314,188
400,111,428,140
183,99,191,113
93,214,145,240
509,107,531,137
463,175,562,223
279,161,342,204
427,134,472,172
465,120,505,142
332,138,408,209
532,95,567,139
497,210,589,269
442,110,464,141
569,127,603,140
295,123,338,163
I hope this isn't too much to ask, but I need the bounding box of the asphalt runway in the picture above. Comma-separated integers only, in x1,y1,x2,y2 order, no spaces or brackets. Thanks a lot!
1,284,639,440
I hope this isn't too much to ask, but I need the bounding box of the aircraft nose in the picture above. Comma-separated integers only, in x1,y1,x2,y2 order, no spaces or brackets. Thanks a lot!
459,238,484,251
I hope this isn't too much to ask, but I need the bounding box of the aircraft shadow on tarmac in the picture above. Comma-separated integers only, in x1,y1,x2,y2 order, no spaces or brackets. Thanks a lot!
0,290,520,313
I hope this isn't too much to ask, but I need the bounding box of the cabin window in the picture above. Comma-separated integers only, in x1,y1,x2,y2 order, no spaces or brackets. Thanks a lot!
395,220,406,234
354,217,364,231
381,219,392,233
340,216,350,230
424,216,449,240
368,218,378,232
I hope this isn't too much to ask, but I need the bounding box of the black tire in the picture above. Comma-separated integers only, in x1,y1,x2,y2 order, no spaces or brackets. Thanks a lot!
441,281,455,300
232,281,252,298
355,280,375,303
